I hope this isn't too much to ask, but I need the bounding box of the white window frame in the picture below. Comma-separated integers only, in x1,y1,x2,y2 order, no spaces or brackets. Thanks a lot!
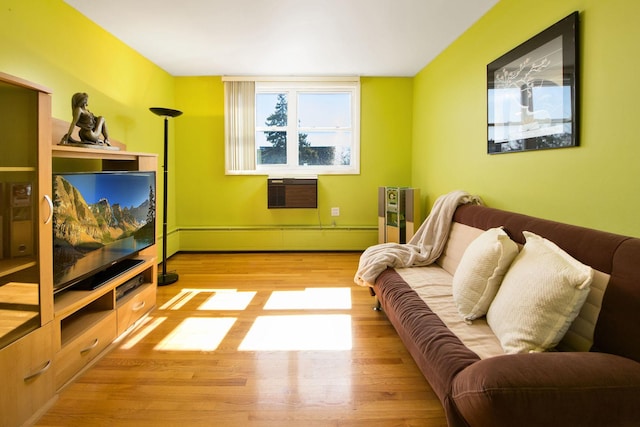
224,77,360,175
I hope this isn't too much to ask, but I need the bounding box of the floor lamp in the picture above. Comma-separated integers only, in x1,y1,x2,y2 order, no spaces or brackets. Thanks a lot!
150,107,183,286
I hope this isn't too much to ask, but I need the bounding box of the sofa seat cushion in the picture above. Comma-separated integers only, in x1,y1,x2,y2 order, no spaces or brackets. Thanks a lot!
396,266,505,359
373,269,481,398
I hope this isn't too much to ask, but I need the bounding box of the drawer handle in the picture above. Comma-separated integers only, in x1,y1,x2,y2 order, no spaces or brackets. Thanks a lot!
24,359,52,382
80,338,99,354
133,301,146,311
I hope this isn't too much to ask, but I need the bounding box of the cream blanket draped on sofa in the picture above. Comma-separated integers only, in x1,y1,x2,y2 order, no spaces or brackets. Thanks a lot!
354,190,482,287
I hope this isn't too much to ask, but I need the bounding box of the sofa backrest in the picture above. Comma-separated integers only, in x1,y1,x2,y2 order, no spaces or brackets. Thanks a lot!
450,204,640,362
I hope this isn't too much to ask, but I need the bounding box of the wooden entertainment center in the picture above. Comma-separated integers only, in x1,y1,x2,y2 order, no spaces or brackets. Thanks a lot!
0,72,158,427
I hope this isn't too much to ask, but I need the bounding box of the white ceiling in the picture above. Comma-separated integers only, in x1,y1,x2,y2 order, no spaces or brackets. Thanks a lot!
64,0,498,77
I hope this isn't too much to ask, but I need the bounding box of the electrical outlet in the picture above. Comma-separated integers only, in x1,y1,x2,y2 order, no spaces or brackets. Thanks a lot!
331,207,340,216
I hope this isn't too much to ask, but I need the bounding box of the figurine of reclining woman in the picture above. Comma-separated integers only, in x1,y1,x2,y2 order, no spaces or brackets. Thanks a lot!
60,92,111,146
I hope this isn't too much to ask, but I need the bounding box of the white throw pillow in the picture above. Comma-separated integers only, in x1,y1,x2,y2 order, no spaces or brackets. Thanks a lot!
486,231,593,353
452,227,519,322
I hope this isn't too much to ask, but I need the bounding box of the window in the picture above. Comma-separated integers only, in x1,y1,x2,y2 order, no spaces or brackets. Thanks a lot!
224,78,360,175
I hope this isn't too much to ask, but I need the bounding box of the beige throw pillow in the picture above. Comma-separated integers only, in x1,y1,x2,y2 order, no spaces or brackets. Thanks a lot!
486,231,593,353
452,227,519,322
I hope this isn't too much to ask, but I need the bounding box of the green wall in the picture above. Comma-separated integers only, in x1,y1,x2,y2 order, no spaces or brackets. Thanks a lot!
414,0,640,237
5,0,638,252
0,1,413,253
0,1,174,146
173,76,413,250
0,0,178,251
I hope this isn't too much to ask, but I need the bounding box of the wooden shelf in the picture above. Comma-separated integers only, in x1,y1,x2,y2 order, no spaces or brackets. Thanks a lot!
60,306,113,346
0,71,51,93
0,310,39,348
0,282,39,305
0,259,37,279
51,144,146,161
0,166,36,172
53,255,154,320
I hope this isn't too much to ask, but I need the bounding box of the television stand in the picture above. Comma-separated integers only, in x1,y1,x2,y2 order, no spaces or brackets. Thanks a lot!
72,259,145,291
53,255,157,390
50,133,158,394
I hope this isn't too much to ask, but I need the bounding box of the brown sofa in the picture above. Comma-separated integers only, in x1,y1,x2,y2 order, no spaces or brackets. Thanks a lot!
372,204,640,427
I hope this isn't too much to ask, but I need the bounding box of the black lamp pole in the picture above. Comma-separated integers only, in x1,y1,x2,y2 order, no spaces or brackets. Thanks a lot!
150,107,183,286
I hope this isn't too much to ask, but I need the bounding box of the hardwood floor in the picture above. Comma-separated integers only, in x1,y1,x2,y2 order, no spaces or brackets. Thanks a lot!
36,252,447,426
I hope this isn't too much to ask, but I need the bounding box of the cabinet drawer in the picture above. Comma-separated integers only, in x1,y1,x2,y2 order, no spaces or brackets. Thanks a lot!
0,322,55,427
55,311,116,389
117,283,156,336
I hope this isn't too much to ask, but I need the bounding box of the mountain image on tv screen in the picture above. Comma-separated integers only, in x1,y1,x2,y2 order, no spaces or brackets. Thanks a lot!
52,171,156,290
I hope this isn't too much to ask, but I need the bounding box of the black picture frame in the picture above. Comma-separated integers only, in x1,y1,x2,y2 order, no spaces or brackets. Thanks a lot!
487,12,579,154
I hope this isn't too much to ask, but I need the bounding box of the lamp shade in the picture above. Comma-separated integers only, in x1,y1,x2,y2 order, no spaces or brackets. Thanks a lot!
150,107,183,118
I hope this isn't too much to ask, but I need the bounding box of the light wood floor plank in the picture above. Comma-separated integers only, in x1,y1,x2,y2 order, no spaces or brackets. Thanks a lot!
36,252,447,426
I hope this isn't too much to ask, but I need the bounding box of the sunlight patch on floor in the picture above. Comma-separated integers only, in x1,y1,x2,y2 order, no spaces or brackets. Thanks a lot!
154,317,236,351
264,287,351,310
239,314,352,351
159,288,257,311
149,287,353,352
119,316,167,350
158,288,200,310
198,290,256,310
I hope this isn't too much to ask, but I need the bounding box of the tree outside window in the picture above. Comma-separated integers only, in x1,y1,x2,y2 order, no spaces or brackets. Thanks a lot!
258,93,336,166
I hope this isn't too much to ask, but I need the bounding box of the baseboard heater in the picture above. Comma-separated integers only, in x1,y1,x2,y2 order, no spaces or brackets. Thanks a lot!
268,177,318,209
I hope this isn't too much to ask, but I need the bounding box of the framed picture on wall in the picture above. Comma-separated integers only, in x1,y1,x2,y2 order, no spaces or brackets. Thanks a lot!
487,11,579,154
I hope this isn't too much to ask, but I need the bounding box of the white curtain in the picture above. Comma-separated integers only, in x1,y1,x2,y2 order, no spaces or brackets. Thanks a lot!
224,80,255,172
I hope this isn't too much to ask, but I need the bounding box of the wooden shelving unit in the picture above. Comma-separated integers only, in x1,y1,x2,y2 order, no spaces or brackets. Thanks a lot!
0,71,55,427
51,132,158,391
0,71,159,426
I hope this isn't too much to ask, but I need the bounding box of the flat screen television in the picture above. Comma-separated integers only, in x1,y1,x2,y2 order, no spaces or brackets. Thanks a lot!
52,171,156,293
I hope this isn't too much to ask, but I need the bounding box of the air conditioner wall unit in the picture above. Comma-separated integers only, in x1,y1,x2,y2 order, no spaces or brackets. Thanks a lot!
267,177,317,209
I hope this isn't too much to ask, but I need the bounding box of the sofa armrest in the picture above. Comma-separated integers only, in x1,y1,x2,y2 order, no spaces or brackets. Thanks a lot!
451,352,640,427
